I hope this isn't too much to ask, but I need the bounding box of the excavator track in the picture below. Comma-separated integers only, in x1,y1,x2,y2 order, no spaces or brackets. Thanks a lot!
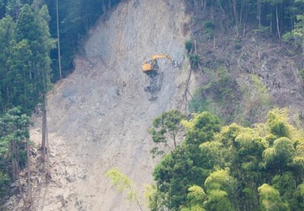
144,72,164,101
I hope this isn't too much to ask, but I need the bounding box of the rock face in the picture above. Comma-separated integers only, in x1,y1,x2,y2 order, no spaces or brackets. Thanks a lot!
27,0,190,210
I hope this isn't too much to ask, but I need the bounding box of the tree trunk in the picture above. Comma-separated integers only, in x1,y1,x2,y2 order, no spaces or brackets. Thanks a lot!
232,0,239,36
26,138,32,205
41,100,46,162
257,0,261,28
55,0,62,80
15,159,26,206
41,70,50,177
102,1,107,14
108,0,112,10
276,4,281,39
302,18,304,60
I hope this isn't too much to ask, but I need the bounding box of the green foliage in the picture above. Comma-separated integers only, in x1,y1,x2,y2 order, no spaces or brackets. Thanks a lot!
185,40,193,53
258,184,289,211
189,90,212,114
251,75,271,108
150,109,304,210
204,189,234,211
204,170,236,195
299,69,304,80
144,184,166,211
0,3,54,114
203,20,214,40
189,54,199,69
0,172,10,196
152,112,221,210
0,107,30,198
267,109,290,138
263,137,295,170
189,67,240,123
45,0,124,80
153,146,196,210
283,15,304,48
106,168,143,210
149,109,186,157
0,1,53,202
186,185,207,208
237,74,271,124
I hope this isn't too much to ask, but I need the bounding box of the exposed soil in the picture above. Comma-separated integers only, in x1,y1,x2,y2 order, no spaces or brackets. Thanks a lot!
4,0,193,210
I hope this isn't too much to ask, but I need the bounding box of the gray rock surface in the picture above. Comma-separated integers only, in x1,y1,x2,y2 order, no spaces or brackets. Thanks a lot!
21,0,192,210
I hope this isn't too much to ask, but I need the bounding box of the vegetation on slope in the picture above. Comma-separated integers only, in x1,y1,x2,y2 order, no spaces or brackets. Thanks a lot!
0,2,53,204
0,0,124,204
147,109,304,211
185,0,304,124
0,0,304,209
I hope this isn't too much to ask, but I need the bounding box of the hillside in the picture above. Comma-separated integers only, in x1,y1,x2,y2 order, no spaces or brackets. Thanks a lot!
5,0,191,210
185,2,304,125
2,0,304,210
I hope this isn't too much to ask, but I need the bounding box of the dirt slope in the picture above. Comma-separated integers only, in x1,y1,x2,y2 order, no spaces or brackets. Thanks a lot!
18,0,190,210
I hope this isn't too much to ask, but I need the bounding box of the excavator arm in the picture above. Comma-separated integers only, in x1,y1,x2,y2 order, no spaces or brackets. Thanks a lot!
151,54,173,61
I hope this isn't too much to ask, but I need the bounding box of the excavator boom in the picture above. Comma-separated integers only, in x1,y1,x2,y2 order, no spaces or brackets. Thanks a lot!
151,54,173,61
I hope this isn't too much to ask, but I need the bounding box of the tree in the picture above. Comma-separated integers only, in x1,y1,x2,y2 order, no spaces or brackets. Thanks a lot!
283,14,304,55
149,109,186,157
7,40,33,112
0,16,15,112
263,137,295,170
55,0,62,79
106,168,143,211
149,109,304,210
180,185,207,211
258,184,289,211
0,107,30,202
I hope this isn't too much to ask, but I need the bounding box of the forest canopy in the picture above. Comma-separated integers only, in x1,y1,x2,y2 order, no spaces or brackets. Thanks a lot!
147,109,304,211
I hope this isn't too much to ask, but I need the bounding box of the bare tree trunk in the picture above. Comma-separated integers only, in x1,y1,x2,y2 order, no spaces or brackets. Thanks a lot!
269,5,273,34
232,0,239,36
257,0,261,28
301,18,304,61
42,70,51,178
108,0,112,10
216,0,225,16
276,4,281,39
45,102,50,178
26,139,32,205
56,0,62,80
201,0,207,13
102,1,107,14
41,101,46,162
15,160,26,206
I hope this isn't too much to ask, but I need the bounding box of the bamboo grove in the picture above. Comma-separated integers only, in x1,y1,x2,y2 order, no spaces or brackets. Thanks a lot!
148,109,304,211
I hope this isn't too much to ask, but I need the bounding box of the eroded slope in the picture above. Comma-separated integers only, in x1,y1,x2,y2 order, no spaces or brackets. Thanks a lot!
28,0,190,210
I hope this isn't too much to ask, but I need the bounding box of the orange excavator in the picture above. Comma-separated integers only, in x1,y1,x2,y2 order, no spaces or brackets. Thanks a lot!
141,54,174,75
142,54,175,101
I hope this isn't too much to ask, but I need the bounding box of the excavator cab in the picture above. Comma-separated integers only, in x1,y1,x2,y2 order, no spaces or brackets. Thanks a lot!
141,60,159,76
141,54,173,75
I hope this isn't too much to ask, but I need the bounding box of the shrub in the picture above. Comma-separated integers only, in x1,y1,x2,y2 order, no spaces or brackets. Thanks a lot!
185,40,193,53
204,20,215,39
299,69,304,80
189,54,199,68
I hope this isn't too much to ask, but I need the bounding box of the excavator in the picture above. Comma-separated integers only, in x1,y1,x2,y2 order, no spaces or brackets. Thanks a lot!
141,54,174,75
142,54,175,100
